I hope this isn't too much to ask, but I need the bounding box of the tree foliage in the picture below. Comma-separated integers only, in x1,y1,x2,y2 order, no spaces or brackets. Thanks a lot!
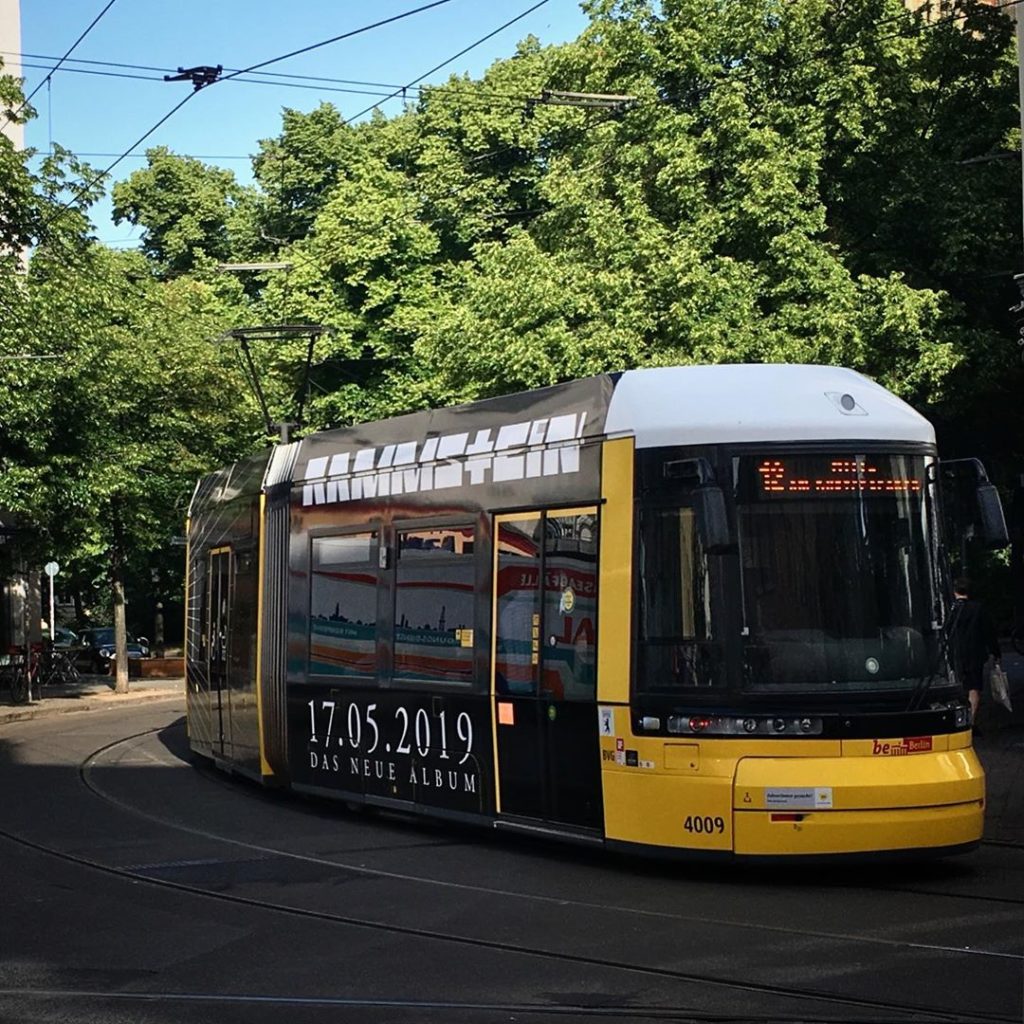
3,1,1024,623
0,69,260,622
110,0,1017,434
111,147,246,274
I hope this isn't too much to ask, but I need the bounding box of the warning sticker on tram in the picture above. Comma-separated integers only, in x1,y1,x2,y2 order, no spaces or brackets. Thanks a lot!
764,787,833,809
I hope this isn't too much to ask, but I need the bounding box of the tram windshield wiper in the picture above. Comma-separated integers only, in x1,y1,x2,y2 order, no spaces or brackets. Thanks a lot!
906,625,950,712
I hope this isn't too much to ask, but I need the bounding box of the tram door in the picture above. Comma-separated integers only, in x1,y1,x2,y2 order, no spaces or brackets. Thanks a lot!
207,547,232,758
492,509,603,832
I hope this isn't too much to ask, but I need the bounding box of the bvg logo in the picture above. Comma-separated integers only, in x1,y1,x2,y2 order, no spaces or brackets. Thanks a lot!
872,737,933,756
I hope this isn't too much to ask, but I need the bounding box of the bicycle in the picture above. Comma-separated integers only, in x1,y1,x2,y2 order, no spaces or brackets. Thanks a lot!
37,646,80,688
1,646,32,704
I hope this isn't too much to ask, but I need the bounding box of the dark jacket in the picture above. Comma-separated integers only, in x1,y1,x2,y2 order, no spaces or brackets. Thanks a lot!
947,598,1000,687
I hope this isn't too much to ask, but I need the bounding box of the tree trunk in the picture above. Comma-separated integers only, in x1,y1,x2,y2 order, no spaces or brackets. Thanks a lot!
112,572,128,693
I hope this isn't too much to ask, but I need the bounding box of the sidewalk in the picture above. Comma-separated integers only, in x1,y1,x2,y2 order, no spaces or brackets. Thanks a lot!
974,645,1024,845
0,673,184,726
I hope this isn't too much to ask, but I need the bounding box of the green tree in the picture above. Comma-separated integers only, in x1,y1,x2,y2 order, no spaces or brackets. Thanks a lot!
112,147,246,274
0,122,258,679
18,241,258,684
252,103,355,243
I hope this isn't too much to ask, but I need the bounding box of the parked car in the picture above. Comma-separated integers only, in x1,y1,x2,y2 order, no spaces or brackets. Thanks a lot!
74,627,150,674
53,626,78,648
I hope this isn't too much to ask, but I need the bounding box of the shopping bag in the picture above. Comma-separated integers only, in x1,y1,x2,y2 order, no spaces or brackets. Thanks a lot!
991,664,1013,713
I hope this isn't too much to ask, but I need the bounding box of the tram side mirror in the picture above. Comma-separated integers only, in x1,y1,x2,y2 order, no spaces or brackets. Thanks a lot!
976,483,1009,548
696,485,733,553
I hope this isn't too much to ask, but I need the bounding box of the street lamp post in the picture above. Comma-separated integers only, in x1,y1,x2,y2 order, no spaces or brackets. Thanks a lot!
43,560,59,645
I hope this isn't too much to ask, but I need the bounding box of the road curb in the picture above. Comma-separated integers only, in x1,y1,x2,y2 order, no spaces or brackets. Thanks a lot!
0,689,184,725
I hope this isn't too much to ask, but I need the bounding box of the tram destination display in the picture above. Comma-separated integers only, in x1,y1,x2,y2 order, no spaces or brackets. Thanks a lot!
753,455,923,498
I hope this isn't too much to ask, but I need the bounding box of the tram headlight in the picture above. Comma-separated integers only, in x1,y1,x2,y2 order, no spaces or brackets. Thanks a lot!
689,716,711,733
799,718,813,733
742,718,758,733
772,718,786,733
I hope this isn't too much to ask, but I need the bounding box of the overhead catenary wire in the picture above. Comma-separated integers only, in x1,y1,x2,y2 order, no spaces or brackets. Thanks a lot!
34,0,464,237
8,59,542,114
22,0,1017,283
2,51,547,109
11,60,420,101
219,0,456,82
0,0,119,133
2,49,409,90
343,0,550,123
9,0,1013,166
0,1,467,334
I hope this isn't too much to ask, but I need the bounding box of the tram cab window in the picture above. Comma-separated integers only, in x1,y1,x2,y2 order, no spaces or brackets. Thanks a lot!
309,532,378,678
636,505,721,691
734,453,935,691
394,526,475,684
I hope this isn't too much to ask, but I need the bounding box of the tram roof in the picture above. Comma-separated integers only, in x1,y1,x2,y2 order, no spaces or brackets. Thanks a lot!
191,363,935,515
606,364,934,448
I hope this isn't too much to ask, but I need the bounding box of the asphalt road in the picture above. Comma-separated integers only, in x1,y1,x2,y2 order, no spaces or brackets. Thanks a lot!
0,698,1021,1024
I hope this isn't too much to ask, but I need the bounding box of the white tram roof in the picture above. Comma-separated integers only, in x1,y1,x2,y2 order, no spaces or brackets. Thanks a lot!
604,364,934,448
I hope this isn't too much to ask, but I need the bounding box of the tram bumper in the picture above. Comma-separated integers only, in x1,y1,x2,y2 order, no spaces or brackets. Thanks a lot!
732,743,985,857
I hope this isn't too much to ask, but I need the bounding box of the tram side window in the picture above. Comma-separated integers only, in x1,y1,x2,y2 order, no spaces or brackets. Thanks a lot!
190,555,208,663
394,526,475,684
543,512,598,700
310,533,378,679
637,506,721,691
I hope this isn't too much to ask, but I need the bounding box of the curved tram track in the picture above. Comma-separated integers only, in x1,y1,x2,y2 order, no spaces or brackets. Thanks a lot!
0,712,1019,1024
0,718,1020,1023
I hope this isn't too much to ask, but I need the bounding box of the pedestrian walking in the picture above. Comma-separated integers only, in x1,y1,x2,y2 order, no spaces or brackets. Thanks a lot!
946,577,1001,724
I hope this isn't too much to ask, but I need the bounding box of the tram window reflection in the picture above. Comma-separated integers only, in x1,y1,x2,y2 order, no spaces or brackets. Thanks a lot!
310,532,378,678
542,512,598,700
636,506,721,691
394,526,475,684
495,518,542,695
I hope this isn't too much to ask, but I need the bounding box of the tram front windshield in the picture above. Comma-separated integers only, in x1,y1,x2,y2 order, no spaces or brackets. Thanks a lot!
636,451,941,696
736,453,936,692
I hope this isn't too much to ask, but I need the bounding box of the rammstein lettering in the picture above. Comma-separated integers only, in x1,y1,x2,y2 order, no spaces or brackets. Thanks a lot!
300,413,587,507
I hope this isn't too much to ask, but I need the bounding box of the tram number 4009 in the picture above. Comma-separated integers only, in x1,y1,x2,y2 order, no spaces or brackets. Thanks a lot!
683,815,726,834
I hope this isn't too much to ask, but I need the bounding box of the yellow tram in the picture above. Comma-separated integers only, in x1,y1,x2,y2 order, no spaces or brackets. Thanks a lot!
186,364,1003,859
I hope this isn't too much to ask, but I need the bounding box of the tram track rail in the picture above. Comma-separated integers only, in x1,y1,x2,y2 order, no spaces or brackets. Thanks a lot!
83,733,1024,949
1,729,1017,1024
0,814,1016,1024
1,723,1020,1023
0,987,1005,1024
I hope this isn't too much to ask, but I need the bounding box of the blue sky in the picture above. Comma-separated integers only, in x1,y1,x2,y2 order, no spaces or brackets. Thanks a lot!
12,0,590,243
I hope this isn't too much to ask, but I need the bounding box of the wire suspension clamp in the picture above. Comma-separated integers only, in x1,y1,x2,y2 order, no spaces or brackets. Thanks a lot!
163,65,223,90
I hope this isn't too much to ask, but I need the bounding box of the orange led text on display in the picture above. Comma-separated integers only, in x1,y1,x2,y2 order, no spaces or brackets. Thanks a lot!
757,458,922,496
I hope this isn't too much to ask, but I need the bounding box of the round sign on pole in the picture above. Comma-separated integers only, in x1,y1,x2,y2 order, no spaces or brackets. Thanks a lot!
44,561,60,577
